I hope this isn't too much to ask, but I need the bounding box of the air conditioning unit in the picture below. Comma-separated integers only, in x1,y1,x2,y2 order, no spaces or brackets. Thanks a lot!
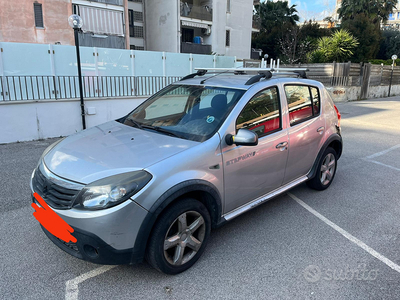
202,27,211,36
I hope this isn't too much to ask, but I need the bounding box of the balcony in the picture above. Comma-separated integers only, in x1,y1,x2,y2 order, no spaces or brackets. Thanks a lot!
180,1,213,22
181,42,212,54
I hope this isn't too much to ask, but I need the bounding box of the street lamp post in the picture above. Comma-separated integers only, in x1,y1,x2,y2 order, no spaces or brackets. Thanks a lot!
389,54,397,98
68,14,86,130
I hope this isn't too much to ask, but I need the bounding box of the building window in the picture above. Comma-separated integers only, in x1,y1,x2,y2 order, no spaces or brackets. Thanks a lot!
129,0,142,2
226,30,230,47
130,45,144,50
34,3,44,28
227,0,231,13
133,11,143,22
128,10,134,37
134,26,144,38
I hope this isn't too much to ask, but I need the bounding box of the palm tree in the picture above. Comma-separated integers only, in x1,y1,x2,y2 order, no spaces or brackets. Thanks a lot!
255,0,299,32
338,0,398,23
310,30,359,63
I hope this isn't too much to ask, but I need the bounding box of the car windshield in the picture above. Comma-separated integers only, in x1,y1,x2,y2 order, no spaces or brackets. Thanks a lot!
121,84,246,142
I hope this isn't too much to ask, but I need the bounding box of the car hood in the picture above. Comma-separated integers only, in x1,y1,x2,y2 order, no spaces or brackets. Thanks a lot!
44,121,198,184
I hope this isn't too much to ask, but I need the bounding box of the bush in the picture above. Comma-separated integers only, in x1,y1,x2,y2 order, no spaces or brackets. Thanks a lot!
369,59,400,65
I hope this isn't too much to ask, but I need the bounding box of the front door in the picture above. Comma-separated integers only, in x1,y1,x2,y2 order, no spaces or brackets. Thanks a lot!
222,86,289,213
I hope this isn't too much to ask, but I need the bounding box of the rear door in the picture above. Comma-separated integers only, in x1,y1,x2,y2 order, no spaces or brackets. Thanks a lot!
222,86,289,213
282,84,325,184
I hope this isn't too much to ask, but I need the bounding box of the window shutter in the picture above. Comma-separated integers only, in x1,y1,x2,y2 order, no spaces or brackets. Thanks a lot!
34,3,44,28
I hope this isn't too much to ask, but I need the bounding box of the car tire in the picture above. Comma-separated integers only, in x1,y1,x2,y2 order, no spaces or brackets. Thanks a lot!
307,147,338,191
146,198,211,275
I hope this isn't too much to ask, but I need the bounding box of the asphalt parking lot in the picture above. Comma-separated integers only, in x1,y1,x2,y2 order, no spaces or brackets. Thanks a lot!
1,96,400,299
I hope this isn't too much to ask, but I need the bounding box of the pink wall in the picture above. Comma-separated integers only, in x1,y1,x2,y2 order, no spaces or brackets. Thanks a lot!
0,0,74,45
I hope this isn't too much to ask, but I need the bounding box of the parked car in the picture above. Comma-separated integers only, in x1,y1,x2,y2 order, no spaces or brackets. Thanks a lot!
30,68,342,274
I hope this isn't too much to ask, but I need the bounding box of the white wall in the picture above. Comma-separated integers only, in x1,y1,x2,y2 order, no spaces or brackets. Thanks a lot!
326,84,400,102
145,0,179,53
210,0,227,56
0,97,146,144
226,0,253,59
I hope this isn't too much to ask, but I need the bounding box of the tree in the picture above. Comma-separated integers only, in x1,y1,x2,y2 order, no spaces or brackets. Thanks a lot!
256,0,299,29
252,0,300,59
310,29,359,63
341,13,381,62
338,0,397,23
338,0,398,61
278,21,329,64
278,26,312,64
378,29,400,60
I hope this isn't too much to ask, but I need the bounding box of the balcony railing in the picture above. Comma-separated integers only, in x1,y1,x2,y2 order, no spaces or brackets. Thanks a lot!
181,42,212,55
180,2,213,22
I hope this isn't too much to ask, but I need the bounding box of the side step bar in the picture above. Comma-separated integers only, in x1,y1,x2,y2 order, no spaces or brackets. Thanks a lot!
222,176,308,221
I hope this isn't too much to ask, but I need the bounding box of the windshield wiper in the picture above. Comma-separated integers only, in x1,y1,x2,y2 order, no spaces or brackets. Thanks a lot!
125,118,143,129
141,125,185,139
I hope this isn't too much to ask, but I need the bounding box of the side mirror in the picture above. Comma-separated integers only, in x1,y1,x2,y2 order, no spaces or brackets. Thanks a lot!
225,129,258,146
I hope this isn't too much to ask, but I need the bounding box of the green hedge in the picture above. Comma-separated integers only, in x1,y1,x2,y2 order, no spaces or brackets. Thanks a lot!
369,59,400,65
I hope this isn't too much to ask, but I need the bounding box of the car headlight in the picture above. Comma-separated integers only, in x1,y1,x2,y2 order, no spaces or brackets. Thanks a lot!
74,171,152,210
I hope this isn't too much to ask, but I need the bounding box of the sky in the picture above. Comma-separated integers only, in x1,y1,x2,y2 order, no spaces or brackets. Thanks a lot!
288,0,337,21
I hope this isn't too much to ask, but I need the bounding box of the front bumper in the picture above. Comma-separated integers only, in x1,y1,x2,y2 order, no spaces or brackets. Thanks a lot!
32,194,149,265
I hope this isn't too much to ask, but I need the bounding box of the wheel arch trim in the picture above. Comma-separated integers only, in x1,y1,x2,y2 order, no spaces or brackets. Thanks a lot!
308,133,342,180
130,180,223,264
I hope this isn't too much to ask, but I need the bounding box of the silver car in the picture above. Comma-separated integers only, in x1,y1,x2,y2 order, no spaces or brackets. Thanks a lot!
30,68,342,274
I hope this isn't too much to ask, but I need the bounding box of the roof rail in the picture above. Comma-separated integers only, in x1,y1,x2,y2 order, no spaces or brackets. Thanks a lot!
245,71,272,85
194,67,308,73
180,69,207,81
188,67,309,85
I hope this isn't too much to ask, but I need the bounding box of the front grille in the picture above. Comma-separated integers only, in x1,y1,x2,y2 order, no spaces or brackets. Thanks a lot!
32,168,80,209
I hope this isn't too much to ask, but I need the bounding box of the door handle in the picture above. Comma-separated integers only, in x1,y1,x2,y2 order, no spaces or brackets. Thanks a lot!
317,127,325,134
276,142,288,149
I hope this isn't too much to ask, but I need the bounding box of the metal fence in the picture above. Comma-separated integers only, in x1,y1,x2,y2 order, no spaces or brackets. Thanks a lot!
0,75,182,101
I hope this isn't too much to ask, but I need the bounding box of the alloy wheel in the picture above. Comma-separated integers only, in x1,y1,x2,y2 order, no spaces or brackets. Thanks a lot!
163,211,206,266
320,153,336,186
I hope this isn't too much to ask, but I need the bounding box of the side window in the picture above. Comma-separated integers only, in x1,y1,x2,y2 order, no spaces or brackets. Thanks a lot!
285,85,319,126
236,87,281,137
310,87,320,115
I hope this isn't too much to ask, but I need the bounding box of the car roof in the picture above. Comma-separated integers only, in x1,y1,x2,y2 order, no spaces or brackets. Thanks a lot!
173,74,324,91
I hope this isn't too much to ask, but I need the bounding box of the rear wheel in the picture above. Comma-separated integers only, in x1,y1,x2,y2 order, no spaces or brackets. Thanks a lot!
307,147,337,191
146,198,211,274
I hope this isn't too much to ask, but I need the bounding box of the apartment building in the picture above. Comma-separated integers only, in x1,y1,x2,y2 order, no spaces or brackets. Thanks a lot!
127,0,145,50
0,0,255,58
385,9,400,29
0,0,127,49
144,0,254,59
0,0,74,45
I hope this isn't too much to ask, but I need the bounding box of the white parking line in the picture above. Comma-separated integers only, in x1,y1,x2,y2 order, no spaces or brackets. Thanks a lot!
365,144,400,160
363,159,400,172
65,265,117,300
288,193,400,274
363,144,400,172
